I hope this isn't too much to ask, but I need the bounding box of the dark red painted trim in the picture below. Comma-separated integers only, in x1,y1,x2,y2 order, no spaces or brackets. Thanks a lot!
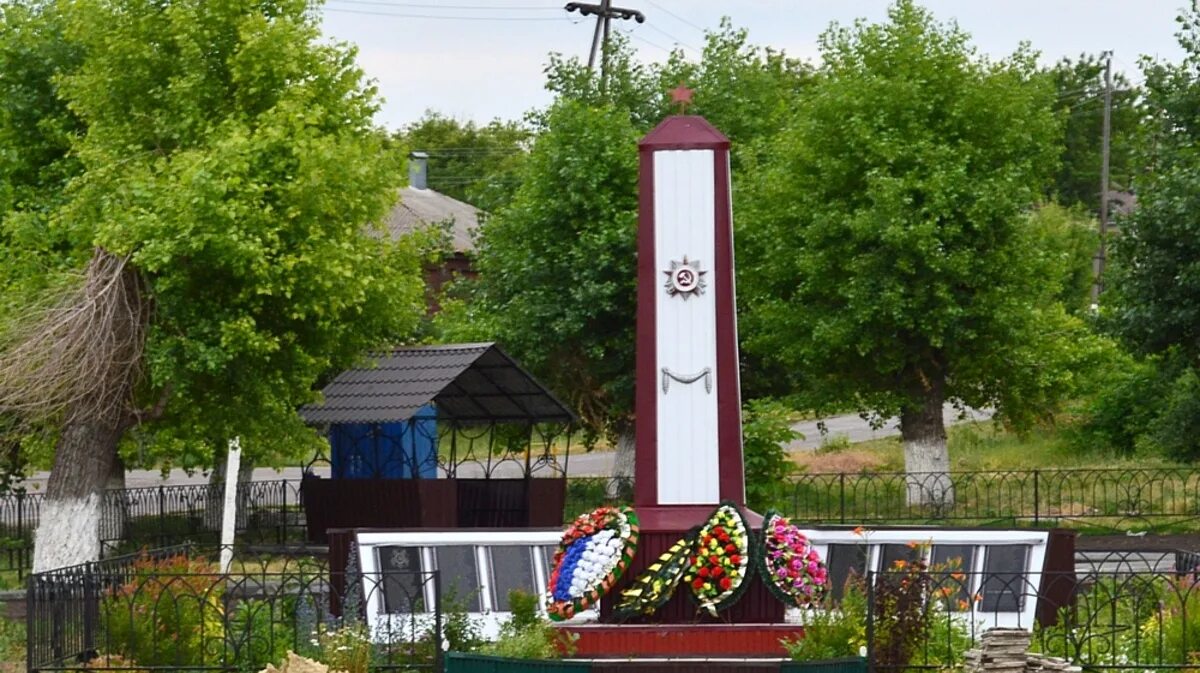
636,505,764,531
561,623,804,657
634,147,658,509
713,148,745,506
639,115,730,151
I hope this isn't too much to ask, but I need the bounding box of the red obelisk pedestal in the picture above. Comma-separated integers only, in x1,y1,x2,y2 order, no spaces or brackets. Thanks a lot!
595,114,783,626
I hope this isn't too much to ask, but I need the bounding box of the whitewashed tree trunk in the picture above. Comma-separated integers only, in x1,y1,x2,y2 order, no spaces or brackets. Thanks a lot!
204,454,253,531
33,416,123,573
900,380,954,508
607,426,635,500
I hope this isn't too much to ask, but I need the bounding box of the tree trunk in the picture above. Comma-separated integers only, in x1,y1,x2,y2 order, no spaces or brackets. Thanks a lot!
101,454,127,545
32,416,123,572
607,426,635,501
900,381,954,508
22,250,148,573
204,453,253,532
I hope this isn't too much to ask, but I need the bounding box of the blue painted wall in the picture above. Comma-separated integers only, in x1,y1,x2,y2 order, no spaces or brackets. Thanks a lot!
329,405,437,479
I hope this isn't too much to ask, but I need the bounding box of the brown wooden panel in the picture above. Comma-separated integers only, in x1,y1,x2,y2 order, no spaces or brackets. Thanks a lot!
1037,528,1077,628
528,478,567,527
304,478,565,541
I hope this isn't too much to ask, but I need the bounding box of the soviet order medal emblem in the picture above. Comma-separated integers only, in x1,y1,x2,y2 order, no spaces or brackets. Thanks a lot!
663,256,707,299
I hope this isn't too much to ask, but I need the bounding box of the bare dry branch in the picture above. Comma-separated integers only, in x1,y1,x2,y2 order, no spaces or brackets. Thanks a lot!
0,248,150,427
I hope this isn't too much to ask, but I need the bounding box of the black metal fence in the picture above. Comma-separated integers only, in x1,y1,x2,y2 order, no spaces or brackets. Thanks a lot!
790,467,1200,531
26,545,442,672
5,466,1200,583
0,480,304,582
860,560,1200,671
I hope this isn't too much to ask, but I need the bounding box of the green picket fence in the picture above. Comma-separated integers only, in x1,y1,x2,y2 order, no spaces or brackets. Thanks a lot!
445,653,867,673
781,657,868,673
445,653,592,673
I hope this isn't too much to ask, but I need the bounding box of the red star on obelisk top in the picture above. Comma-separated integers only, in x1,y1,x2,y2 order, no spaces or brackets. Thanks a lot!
669,83,693,114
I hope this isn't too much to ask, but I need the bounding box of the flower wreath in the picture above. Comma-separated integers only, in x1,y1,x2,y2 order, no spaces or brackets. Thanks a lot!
682,502,754,616
545,505,639,621
612,529,698,621
756,510,828,608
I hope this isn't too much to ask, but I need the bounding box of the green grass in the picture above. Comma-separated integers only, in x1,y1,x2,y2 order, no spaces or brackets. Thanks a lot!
0,617,24,673
787,421,1200,533
814,420,1176,473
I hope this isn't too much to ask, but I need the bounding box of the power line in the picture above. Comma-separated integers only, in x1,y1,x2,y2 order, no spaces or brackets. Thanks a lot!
325,0,560,8
640,21,700,54
618,28,673,55
643,0,706,35
322,4,570,20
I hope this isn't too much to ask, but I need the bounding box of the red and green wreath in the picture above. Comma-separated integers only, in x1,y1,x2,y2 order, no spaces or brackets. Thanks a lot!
682,502,754,616
545,505,639,621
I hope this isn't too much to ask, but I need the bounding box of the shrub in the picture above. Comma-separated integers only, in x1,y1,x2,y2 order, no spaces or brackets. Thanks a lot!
313,623,372,673
225,598,294,673
482,590,575,660
782,577,868,661
1151,368,1200,462
742,399,800,512
100,554,225,667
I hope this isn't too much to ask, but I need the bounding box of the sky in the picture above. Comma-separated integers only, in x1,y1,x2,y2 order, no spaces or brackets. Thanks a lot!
314,0,1190,131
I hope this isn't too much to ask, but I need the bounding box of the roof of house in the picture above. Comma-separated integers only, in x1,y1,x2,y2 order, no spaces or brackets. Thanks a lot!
299,343,574,425
384,186,480,254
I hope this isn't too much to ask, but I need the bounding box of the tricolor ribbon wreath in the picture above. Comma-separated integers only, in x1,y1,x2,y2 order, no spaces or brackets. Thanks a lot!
545,505,639,621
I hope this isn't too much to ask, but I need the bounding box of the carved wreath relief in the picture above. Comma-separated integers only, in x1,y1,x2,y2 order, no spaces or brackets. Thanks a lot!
663,256,707,299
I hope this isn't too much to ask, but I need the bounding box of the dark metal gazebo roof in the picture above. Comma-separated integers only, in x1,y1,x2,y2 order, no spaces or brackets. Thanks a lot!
299,342,575,425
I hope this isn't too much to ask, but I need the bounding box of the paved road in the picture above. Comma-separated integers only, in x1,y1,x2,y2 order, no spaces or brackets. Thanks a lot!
17,405,991,487
785,405,993,451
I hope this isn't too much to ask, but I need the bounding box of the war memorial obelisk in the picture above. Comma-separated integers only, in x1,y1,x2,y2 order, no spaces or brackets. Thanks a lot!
609,94,784,623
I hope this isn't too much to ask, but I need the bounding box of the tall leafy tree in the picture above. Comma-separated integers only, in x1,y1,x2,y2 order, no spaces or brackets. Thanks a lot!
741,1,1088,504
0,0,423,569
1049,54,1139,212
1106,5,1200,460
440,28,811,482
396,111,529,211
439,99,640,450
1110,5,1200,364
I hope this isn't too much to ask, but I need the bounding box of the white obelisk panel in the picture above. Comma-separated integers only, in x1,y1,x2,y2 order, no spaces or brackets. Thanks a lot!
653,149,719,504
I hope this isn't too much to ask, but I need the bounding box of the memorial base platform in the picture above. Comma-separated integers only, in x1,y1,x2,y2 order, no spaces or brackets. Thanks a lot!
559,623,805,658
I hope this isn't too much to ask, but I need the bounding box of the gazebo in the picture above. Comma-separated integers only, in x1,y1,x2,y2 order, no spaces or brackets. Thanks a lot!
299,342,576,542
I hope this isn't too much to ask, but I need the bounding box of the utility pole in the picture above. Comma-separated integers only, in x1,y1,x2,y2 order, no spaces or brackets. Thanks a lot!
1092,51,1113,308
565,2,645,80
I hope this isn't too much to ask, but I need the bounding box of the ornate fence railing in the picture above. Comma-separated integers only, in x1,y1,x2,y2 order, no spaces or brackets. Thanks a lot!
0,480,304,581
864,565,1200,671
5,466,1200,582
789,467,1200,531
26,545,442,673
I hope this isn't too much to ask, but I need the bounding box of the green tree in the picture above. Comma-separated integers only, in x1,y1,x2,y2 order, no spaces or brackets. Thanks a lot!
0,0,422,570
440,27,812,482
1026,203,1097,315
1109,5,1200,364
439,99,640,451
396,111,529,211
1049,53,1139,212
741,1,1084,504
1105,5,1200,461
